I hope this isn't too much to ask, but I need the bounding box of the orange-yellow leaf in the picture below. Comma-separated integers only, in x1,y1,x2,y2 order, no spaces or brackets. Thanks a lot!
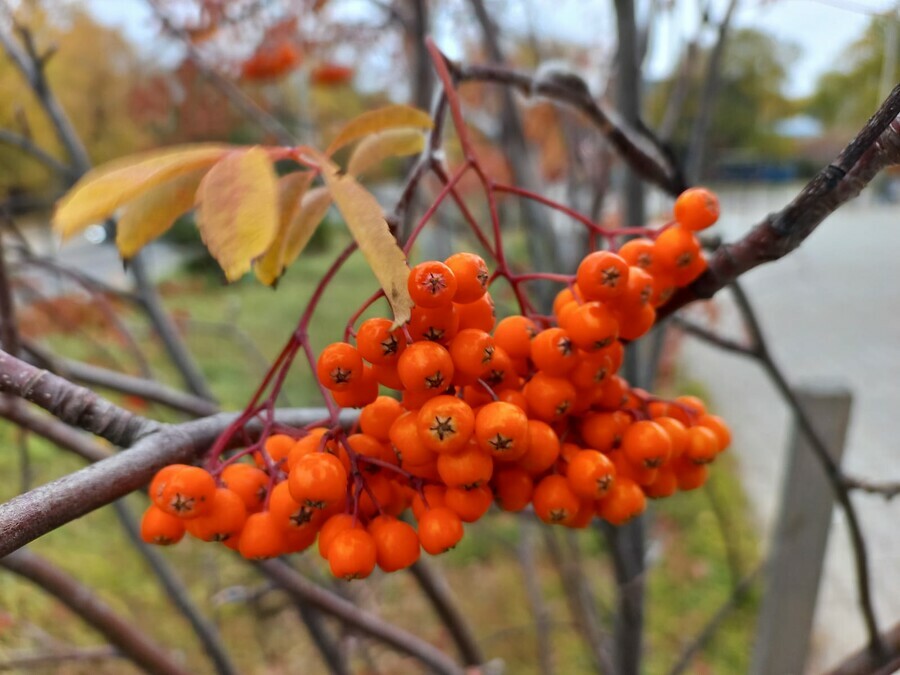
316,153,412,325
281,186,333,268
347,128,426,177
326,105,432,156
195,147,279,282
53,144,231,239
254,172,315,286
116,168,208,259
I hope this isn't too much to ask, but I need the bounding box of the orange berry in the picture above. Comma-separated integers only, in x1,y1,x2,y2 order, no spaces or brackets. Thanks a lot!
220,463,269,512
444,252,489,303
455,293,495,332
148,464,189,504
445,485,494,522
580,410,630,452
654,417,688,459
530,327,577,375
332,363,379,408
140,504,185,545
474,401,530,460
674,187,719,231
316,342,364,392
616,303,657,341
566,302,619,351
596,477,646,525
621,420,672,469
238,512,287,559
618,238,663,276
684,426,720,465
397,341,454,393
157,466,217,519
533,475,580,525
517,419,561,475
408,260,457,308
356,318,407,365
262,434,295,466
328,528,377,580
644,466,678,499
654,225,703,285
576,251,630,301
411,485,447,521
268,480,319,531
437,442,494,488
523,372,577,423
569,350,614,390
449,329,497,376
417,395,475,454
318,513,358,559
674,457,709,490
493,315,538,359
360,396,404,442
408,304,460,344
372,362,404,390
288,452,348,509
567,450,617,500
492,467,534,512
418,507,464,554
370,517,420,572
698,414,731,451
347,433,396,472
185,488,248,542
389,411,436,467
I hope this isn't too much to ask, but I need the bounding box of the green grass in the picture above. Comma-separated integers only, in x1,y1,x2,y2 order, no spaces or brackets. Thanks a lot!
1,238,759,674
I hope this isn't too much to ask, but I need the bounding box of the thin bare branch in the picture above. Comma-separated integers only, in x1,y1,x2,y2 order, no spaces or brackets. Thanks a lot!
260,559,466,675
0,646,121,671
0,128,72,177
1,549,191,675
842,477,900,500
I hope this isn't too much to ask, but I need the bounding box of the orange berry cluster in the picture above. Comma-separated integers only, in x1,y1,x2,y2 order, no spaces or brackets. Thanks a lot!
141,188,730,581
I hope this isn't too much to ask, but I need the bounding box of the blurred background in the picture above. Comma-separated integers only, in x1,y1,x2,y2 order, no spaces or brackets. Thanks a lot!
1,0,899,673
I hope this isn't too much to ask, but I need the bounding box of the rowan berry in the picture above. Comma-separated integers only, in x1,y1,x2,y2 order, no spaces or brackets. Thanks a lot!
157,466,217,519
654,225,703,285
621,420,672,469
567,450,617,500
288,452,348,509
408,304,460,344
576,251,630,301
390,411,436,467
185,488,248,542
408,261,457,308
437,442,494,488
596,477,646,525
411,484,447,521
331,364,379,408
530,327,577,375
566,302,620,351
493,315,538,359
517,419,561,475
328,528,377,580
397,341,454,393
523,372,577,423
220,463,269,512
674,457,709,490
698,414,731,451
140,505,186,545
316,342,364,391
618,238,662,276
533,475,580,525
455,292,495,332
684,426,720,464
445,252,489,303
417,507,464,554
417,395,475,454
580,410,630,452
674,187,719,231
369,517,421,572
238,512,287,559
444,485,494,522
474,401,529,460
450,329,497,376
268,480,319,531
356,318,407,365
492,467,534,512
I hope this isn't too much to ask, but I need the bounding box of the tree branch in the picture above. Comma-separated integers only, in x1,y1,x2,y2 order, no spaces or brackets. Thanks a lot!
0,128,72,178
0,549,191,675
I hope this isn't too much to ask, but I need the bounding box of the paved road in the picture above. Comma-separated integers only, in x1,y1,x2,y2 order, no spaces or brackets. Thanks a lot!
672,183,900,672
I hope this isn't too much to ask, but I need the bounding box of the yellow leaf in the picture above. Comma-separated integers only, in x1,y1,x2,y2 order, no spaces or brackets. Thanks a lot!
326,105,432,156
195,147,279,282
53,144,231,239
281,187,333,268
316,153,412,325
254,172,315,286
116,168,208,259
347,128,426,177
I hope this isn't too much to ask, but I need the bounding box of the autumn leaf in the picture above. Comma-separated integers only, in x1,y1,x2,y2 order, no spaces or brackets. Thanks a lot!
314,153,412,325
347,128,426,177
254,172,316,286
326,105,432,155
281,187,333,270
195,147,279,282
53,144,230,239
116,168,208,259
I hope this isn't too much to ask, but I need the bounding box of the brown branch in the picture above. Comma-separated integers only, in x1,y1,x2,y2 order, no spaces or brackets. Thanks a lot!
0,646,121,670
843,477,900,500
259,559,466,675
23,340,218,418
0,397,112,463
452,61,686,196
408,560,485,666
0,549,191,675
662,89,900,320
826,621,900,675
0,128,72,178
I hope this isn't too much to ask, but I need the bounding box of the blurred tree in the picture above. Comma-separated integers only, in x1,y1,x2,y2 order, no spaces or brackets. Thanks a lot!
0,4,151,196
808,13,900,130
647,28,799,168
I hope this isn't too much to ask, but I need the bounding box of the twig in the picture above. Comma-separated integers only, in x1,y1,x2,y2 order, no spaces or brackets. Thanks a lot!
517,519,555,675
0,397,112,463
826,620,900,675
667,564,762,675
0,549,190,675
112,500,239,675
0,646,121,670
260,559,465,675
408,560,485,667
842,477,900,500
0,127,72,178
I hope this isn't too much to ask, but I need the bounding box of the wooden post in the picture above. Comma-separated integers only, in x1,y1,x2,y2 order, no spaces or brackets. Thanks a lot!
751,386,852,675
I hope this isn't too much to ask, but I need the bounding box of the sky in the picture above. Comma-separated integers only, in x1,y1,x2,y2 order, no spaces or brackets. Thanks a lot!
83,0,898,98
